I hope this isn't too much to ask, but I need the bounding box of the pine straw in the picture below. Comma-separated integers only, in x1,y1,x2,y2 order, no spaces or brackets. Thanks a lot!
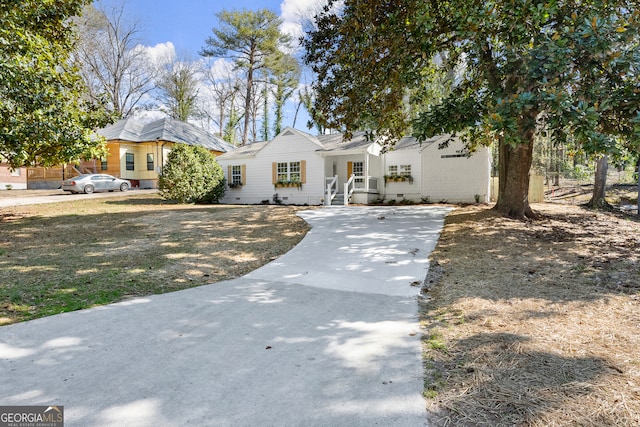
422,203,640,426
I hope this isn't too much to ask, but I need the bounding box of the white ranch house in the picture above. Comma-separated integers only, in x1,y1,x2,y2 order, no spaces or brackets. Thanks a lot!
216,127,491,206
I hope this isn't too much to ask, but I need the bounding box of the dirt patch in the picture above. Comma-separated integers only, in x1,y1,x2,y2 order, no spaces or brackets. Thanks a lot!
422,203,640,426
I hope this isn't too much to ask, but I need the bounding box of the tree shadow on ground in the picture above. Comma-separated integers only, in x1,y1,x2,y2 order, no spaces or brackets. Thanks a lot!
422,204,640,426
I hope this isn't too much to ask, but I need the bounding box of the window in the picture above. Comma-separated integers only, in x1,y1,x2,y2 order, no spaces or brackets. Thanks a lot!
289,161,301,182
101,159,108,171
10,169,20,177
277,161,301,182
126,153,134,171
386,164,413,184
277,162,289,181
147,153,154,171
388,164,411,176
272,161,306,185
352,161,363,176
231,165,242,185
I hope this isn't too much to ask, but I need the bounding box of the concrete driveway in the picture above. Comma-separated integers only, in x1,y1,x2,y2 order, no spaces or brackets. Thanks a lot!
0,205,450,426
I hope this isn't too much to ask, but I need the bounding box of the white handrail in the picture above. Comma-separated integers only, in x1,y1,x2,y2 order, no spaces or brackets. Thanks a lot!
325,175,338,206
344,174,355,206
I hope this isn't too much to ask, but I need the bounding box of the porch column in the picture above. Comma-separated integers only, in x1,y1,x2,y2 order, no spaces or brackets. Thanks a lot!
365,152,370,192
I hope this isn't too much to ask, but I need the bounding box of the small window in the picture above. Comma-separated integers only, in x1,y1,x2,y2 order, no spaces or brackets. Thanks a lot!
10,169,20,177
101,159,108,171
388,165,398,175
400,164,411,177
147,153,154,171
231,165,242,185
126,153,134,171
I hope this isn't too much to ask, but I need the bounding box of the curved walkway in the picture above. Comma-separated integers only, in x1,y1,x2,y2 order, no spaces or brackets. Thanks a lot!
0,205,450,426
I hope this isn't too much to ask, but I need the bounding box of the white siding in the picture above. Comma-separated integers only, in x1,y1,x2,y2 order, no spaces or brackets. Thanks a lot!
420,140,491,203
218,130,326,205
218,130,492,206
382,150,422,202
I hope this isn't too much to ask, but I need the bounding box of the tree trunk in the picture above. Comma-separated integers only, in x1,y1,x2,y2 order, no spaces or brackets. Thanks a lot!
242,66,253,146
636,156,640,216
494,136,536,220
587,155,610,208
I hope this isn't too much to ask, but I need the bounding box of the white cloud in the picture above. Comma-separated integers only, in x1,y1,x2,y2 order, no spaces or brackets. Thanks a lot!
139,41,176,67
206,58,235,80
279,0,329,41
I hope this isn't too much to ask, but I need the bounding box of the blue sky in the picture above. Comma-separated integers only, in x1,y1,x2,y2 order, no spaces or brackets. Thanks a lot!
123,0,290,56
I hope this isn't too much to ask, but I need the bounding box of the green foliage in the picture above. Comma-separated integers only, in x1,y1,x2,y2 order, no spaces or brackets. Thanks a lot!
268,53,301,135
157,61,200,122
305,0,640,217
158,144,225,204
201,9,292,145
0,0,106,168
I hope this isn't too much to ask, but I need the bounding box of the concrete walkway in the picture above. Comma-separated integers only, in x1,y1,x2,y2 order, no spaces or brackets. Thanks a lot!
0,205,450,426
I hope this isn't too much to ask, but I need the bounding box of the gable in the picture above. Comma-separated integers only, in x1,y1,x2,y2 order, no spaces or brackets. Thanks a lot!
258,128,324,158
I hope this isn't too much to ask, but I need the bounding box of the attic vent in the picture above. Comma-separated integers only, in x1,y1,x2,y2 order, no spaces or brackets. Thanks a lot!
282,130,295,136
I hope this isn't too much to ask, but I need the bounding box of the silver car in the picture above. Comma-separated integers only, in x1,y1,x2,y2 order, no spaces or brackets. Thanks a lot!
62,174,131,194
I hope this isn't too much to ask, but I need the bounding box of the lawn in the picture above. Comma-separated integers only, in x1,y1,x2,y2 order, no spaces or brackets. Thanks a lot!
0,193,310,324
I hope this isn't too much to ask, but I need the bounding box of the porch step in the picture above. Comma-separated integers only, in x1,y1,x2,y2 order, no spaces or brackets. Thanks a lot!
331,193,345,206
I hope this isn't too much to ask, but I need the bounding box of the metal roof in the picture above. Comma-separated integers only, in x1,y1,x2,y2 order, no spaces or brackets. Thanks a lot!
98,117,236,153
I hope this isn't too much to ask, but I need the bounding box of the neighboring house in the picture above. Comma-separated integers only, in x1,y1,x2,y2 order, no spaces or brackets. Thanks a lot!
97,117,235,188
26,117,235,189
0,163,27,190
216,127,492,206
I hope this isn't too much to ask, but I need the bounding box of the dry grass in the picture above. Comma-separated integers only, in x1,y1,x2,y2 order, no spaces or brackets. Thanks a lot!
0,193,311,325
422,203,640,426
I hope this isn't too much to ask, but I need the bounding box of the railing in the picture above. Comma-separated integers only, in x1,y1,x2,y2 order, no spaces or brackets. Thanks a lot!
325,175,338,206
344,174,355,206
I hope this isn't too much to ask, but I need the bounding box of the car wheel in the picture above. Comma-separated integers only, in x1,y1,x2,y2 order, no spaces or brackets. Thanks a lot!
120,182,129,192
84,184,95,194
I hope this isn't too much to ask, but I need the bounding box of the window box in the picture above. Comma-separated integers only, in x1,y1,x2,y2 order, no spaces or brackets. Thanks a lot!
274,180,302,189
229,182,243,189
384,174,414,184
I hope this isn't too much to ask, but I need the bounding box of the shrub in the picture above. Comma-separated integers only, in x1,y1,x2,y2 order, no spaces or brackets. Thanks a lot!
158,144,225,204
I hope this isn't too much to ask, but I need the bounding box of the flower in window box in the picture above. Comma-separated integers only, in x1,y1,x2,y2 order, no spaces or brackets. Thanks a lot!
229,182,243,189
384,174,413,184
275,180,302,189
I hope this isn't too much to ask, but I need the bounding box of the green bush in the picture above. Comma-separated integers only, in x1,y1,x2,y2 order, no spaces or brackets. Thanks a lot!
158,144,225,204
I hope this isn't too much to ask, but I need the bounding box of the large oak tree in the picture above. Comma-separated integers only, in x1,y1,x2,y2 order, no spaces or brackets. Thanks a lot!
305,0,640,219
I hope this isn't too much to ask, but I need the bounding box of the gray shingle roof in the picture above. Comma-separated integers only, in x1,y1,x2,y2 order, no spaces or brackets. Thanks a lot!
315,131,373,151
98,117,235,153
216,141,268,159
